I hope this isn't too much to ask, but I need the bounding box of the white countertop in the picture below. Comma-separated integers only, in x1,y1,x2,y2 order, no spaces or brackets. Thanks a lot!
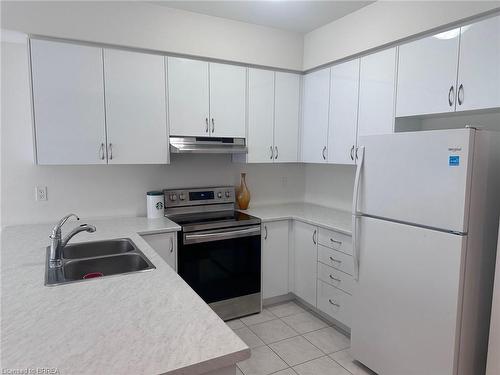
1,216,249,375
241,203,352,235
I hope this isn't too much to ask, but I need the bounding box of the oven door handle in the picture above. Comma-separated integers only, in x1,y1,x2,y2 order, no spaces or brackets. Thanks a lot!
184,226,261,244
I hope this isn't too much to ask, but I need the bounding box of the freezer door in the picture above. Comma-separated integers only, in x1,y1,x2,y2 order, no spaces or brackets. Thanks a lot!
358,129,474,233
351,217,466,375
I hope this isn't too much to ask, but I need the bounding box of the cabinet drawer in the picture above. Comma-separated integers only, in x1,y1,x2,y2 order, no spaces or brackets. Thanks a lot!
317,280,352,327
318,228,352,255
317,262,354,295
318,245,354,276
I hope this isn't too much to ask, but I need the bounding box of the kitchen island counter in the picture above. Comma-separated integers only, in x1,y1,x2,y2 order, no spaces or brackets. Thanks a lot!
1,216,249,375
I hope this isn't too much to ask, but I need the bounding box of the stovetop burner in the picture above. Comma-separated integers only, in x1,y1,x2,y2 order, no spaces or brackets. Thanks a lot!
163,186,260,232
169,210,261,233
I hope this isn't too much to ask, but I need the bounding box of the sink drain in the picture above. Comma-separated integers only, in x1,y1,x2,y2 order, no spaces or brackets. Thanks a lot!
83,272,104,279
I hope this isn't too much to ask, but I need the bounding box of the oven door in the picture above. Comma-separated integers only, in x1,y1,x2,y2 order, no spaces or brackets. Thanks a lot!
178,225,261,310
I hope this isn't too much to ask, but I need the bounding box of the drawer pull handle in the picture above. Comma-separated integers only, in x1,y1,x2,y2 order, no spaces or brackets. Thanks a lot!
329,256,341,263
329,275,341,282
329,299,340,307
330,238,342,245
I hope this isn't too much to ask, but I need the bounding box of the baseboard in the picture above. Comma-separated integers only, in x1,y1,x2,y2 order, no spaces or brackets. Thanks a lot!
263,293,294,306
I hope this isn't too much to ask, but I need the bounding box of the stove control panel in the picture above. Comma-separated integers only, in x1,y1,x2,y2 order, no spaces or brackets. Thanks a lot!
164,186,235,208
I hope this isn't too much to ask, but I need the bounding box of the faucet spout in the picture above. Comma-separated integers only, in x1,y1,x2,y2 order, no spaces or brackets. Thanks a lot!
48,214,96,268
61,224,97,248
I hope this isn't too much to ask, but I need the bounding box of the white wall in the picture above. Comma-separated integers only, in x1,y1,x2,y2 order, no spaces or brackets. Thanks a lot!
0,39,306,227
303,1,500,70
303,164,355,211
0,1,303,70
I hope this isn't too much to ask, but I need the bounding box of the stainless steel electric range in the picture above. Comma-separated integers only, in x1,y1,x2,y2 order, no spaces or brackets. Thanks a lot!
164,186,262,321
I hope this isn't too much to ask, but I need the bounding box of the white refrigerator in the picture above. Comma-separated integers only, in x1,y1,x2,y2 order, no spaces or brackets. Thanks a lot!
351,128,500,375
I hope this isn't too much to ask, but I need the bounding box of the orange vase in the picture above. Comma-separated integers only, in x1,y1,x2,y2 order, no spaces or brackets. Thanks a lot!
237,173,251,210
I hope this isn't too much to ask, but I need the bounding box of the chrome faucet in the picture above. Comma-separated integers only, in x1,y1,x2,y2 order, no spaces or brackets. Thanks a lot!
49,213,96,268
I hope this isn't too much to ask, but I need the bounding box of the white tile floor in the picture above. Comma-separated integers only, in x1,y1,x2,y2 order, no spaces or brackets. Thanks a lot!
227,301,375,375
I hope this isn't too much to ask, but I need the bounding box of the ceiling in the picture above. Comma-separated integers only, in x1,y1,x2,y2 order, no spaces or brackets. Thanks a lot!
151,1,374,34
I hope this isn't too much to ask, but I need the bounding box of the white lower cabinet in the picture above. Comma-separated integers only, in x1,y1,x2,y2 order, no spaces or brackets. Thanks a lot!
318,245,354,276
293,221,318,306
262,221,290,299
317,262,354,295
317,279,352,327
141,232,177,271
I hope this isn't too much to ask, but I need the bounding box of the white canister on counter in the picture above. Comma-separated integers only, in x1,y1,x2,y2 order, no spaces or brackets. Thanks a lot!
147,191,165,219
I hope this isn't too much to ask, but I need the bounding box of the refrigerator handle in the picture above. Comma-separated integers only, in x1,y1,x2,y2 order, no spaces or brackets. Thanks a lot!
352,146,365,281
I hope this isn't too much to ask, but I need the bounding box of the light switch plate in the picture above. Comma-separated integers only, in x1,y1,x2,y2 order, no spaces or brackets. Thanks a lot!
36,186,47,201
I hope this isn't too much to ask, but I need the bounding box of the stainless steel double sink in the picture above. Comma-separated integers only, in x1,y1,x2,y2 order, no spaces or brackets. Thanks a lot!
45,238,155,286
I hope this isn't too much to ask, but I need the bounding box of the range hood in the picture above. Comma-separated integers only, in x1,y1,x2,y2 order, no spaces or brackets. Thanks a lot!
170,136,247,154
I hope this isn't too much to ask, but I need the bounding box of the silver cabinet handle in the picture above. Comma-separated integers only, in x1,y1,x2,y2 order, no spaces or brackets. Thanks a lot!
312,229,317,244
270,146,274,160
448,85,455,107
322,146,327,160
169,236,174,253
205,118,209,133
264,226,268,240
458,84,464,105
350,145,355,161
275,146,278,160
99,143,105,160
329,299,340,307
211,118,215,133
329,274,341,282
108,143,113,160
329,256,341,263
330,238,342,245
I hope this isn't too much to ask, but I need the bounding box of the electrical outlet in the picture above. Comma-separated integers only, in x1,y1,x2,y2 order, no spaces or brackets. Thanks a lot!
281,176,288,187
35,186,47,201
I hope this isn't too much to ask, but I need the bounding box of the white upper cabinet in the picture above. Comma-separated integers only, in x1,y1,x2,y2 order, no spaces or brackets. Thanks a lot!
457,15,500,112
209,63,246,138
274,72,300,163
167,57,210,137
301,68,330,163
103,49,168,164
247,69,275,163
245,70,300,164
328,59,360,165
396,30,460,117
31,39,107,165
262,221,290,299
358,48,397,138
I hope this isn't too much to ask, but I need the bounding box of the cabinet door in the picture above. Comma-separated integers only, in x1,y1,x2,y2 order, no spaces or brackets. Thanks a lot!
247,69,275,163
168,57,210,137
293,221,318,306
142,232,177,271
274,72,300,163
30,39,106,165
262,221,290,299
328,59,359,165
396,31,460,117
457,15,500,112
358,48,396,139
301,68,330,163
103,49,168,164
209,63,246,138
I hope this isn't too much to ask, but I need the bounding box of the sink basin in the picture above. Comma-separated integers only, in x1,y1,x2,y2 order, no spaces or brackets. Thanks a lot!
63,239,135,259
45,238,155,286
63,254,151,281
